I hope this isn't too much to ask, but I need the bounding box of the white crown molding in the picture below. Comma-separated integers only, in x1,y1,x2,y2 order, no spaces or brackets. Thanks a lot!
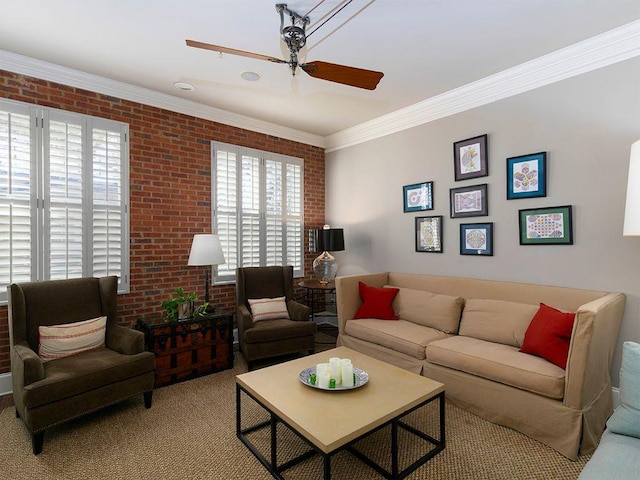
0,50,326,149
2,19,639,153
325,19,640,152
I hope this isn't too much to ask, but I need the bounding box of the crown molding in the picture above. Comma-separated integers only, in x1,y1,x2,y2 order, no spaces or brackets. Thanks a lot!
0,50,326,149
3,19,639,154
325,19,640,152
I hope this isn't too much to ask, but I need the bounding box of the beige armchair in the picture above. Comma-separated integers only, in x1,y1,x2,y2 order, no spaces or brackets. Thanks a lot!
7,276,155,454
236,266,316,370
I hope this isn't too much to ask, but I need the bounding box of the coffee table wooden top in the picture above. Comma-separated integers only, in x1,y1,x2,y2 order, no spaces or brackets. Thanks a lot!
236,346,444,454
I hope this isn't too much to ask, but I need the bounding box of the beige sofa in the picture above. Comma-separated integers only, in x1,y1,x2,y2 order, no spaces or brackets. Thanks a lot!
335,272,626,460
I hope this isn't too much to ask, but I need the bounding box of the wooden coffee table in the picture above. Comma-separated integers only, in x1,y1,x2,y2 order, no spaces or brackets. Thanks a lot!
236,346,445,479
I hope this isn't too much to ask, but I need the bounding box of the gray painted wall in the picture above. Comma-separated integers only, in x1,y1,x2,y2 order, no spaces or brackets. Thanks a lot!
325,58,640,385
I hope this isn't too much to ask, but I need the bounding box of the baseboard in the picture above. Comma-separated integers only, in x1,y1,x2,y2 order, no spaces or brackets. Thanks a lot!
0,372,12,396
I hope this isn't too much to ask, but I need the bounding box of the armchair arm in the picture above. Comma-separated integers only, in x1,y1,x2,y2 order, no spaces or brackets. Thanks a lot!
288,300,311,321
12,342,44,388
106,324,145,355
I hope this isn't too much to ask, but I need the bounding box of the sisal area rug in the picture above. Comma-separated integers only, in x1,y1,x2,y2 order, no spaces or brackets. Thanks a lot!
0,351,590,480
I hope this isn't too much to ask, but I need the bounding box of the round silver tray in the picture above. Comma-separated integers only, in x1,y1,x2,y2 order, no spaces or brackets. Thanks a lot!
299,366,369,391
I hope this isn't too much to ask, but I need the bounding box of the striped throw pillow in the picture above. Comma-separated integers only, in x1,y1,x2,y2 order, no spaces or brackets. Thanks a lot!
38,316,107,362
247,297,290,322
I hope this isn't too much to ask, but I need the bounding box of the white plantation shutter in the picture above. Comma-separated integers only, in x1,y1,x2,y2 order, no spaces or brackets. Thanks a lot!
0,98,129,303
213,142,304,282
0,105,35,292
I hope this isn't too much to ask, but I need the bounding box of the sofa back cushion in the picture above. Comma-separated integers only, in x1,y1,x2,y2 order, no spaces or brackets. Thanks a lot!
385,286,463,334
459,298,538,347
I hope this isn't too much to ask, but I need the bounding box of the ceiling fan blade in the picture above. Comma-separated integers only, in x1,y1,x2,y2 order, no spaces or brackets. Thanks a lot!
185,39,287,64
300,61,384,90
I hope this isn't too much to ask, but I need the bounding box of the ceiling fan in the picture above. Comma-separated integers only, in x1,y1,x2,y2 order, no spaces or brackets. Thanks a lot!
186,3,384,90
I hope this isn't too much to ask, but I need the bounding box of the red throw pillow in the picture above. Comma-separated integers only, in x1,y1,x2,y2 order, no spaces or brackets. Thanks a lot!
520,303,576,369
353,282,399,320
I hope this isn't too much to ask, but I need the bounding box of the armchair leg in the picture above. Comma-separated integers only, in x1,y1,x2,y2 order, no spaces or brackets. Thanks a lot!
32,432,44,455
15,408,20,419
143,391,153,409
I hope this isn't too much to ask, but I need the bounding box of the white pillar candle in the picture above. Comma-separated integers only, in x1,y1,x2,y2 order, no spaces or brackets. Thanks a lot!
318,371,330,388
329,357,342,384
341,362,354,388
316,363,330,378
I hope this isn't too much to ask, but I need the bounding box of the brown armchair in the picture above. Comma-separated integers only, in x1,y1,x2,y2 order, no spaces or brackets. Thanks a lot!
236,266,316,370
7,276,156,454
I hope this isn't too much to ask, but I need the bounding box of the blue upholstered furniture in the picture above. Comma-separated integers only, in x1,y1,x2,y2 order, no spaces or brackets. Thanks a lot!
578,341,640,479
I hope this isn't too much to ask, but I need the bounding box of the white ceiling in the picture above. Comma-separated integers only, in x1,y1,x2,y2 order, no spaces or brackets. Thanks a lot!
1,0,639,139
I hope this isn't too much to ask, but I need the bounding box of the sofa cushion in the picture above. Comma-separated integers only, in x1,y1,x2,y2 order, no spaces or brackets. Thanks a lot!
354,282,399,320
606,341,640,438
384,286,463,333
426,336,566,399
244,318,317,344
520,303,575,369
458,298,539,347
345,319,450,360
38,316,107,362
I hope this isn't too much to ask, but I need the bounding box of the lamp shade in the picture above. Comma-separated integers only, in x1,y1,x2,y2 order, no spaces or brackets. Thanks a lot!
188,234,226,266
309,228,345,252
623,139,640,236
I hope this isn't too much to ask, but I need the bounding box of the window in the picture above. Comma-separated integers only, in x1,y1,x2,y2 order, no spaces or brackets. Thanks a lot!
0,98,130,303
212,142,304,282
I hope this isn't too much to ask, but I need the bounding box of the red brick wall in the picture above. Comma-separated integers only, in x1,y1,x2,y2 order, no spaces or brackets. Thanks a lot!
0,70,326,375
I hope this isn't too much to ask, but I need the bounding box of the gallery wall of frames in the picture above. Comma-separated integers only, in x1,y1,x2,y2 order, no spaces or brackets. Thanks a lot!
405,134,573,257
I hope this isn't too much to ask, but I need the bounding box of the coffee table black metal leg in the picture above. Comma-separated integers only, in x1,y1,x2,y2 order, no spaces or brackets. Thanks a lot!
324,454,331,480
271,413,278,470
391,420,399,478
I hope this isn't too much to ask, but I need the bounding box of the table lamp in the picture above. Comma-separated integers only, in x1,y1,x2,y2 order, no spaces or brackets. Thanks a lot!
188,234,226,308
309,225,345,285
623,139,640,236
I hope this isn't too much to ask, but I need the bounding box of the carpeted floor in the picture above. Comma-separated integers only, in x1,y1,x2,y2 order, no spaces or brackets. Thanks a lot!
0,338,591,480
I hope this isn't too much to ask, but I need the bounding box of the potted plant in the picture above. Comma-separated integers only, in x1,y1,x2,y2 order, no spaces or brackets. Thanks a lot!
161,287,209,322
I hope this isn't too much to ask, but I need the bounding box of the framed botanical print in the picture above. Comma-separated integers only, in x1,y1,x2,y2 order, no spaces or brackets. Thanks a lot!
415,215,443,253
450,184,488,218
460,223,494,256
403,181,434,212
454,134,488,181
518,205,573,245
507,152,547,199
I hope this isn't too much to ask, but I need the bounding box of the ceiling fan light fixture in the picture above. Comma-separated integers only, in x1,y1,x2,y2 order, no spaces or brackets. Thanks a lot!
240,71,261,82
174,81,195,91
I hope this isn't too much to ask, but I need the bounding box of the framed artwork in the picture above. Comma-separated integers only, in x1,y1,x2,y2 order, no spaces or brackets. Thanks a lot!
507,152,547,199
460,223,494,256
454,134,488,181
403,181,434,212
415,215,443,253
450,184,488,218
518,205,573,245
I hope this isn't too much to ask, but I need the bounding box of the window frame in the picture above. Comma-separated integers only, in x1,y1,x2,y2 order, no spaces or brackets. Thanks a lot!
212,141,304,284
0,98,130,304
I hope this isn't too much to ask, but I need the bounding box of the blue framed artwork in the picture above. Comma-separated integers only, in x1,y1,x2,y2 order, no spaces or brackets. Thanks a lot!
460,222,493,256
506,152,547,200
403,181,433,212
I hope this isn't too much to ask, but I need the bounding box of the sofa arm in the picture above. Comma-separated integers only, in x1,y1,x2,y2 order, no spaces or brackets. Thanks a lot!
564,292,626,410
288,300,311,321
335,272,390,334
12,342,44,387
106,324,145,355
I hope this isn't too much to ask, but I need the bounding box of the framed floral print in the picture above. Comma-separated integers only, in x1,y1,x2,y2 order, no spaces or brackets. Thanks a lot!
450,184,488,218
460,223,494,256
507,152,547,199
415,215,443,253
454,134,488,181
518,205,573,245
403,181,434,212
